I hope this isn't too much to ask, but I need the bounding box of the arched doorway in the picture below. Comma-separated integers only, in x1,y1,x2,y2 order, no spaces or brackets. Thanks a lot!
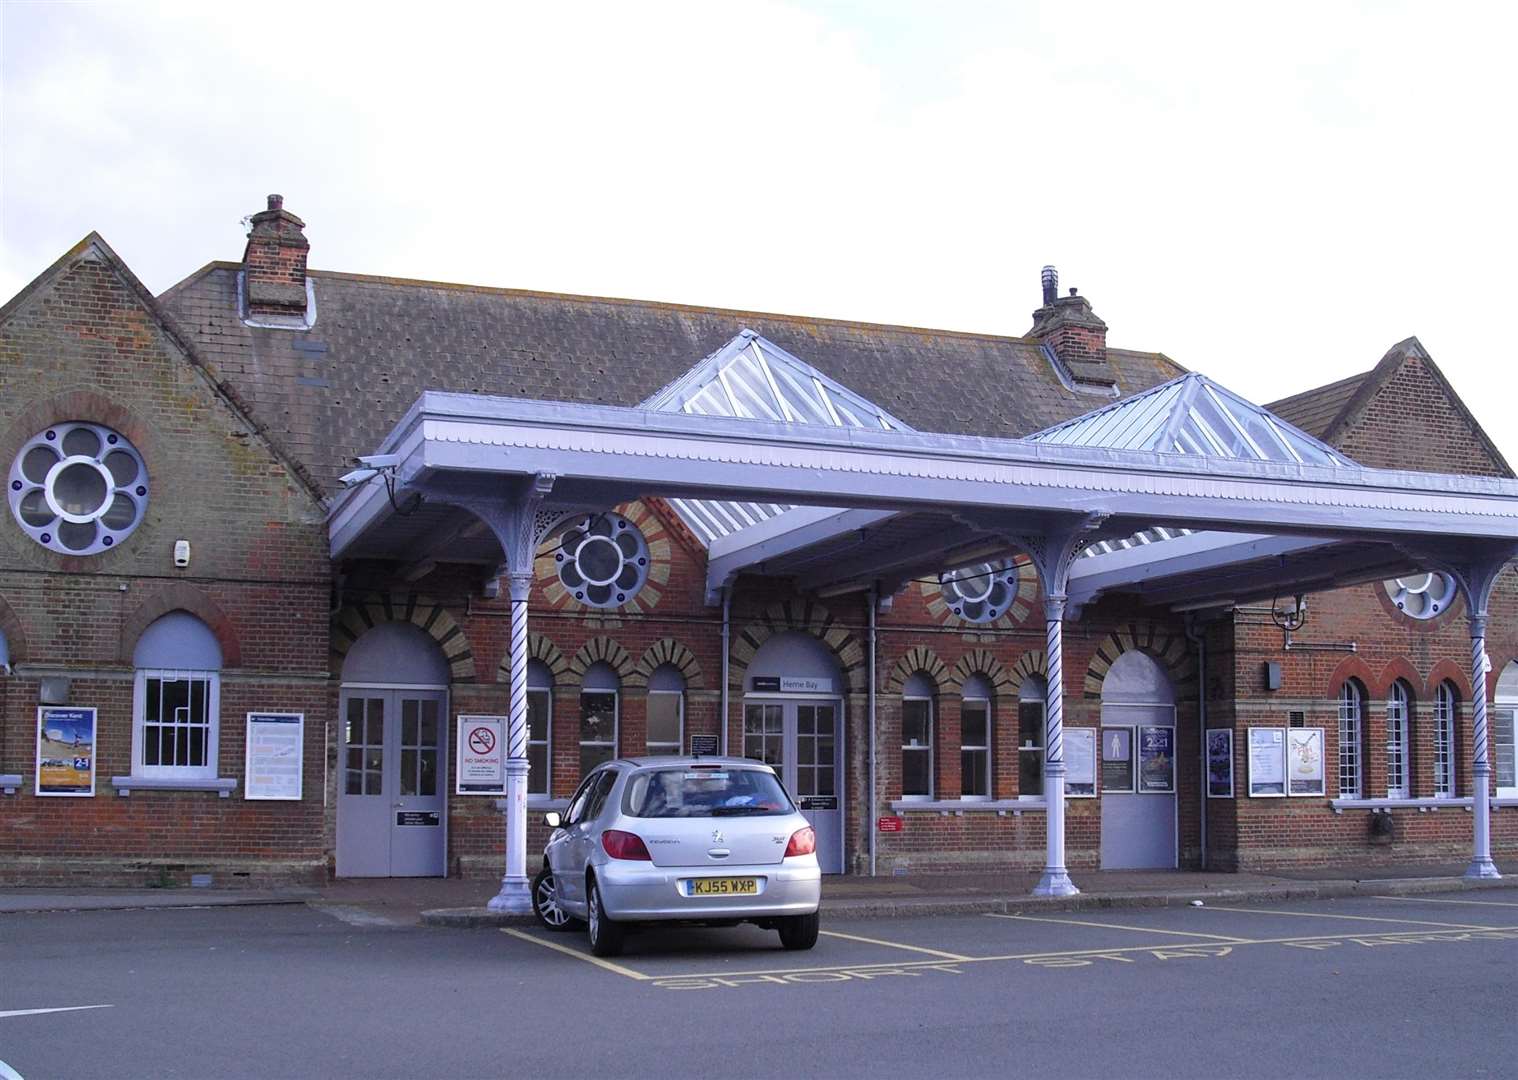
743,631,845,873
1099,651,1178,870
337,623,450,877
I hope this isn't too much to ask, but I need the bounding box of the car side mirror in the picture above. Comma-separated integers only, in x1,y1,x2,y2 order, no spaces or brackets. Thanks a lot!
543,811,563,829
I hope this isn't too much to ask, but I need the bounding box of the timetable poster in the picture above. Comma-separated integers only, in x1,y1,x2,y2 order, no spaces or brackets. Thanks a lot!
1248,727,1286,797
1065,728,1096,797
1206,729,1234,798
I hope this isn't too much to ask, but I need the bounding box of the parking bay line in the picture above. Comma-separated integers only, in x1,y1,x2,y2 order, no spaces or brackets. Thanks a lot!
500,929,653,980
1197,905,1493,930
1374,894,1518,910
989,913,1254,943
817,928,972,960
0,1005,113,1020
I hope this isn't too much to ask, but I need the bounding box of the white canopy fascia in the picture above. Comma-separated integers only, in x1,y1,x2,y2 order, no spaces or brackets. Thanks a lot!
329,392,1518,584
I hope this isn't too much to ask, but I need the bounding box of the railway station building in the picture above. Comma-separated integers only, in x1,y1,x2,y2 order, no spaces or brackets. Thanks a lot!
3,194,1517,898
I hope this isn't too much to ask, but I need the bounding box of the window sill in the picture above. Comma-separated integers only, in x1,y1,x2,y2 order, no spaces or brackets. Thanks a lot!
1330,796,1474,813
0,774,21,796
111,776,237,798
889,799,1048,815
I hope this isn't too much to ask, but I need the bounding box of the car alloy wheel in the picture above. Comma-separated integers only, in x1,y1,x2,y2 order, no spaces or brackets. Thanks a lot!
532,868,576,931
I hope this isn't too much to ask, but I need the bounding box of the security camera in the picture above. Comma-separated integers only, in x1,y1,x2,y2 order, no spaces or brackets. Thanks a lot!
356,453,401,469
339,467,381,489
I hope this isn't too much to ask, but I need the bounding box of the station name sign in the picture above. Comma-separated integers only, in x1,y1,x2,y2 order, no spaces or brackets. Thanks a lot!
750,676,834,694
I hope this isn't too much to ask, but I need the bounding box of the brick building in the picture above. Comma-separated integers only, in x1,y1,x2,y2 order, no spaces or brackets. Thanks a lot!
2,195,1515,888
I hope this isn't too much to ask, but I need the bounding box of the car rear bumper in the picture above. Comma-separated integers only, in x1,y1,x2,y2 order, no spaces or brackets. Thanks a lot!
596,859,821,921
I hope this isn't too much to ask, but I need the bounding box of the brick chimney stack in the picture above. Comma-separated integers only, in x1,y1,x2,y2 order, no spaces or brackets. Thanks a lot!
242,194,309,320
1030,266,1116,391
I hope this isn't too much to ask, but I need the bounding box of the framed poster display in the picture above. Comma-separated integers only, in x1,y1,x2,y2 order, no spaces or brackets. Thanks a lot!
1206,729,1234,798
1138,725,1176,794
1247,727,1286,797
245,712,304,800
36,706,97,797
1100,727,1134,793
456,715,507,795
1064,727,1096,797
1287,727,1325,797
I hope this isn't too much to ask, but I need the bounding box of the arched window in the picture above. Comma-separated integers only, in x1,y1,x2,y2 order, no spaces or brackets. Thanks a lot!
132,612,223,779
0,627,10,675
960,674,993,800
1386,680,1414,799
1338,680,1365,799
1495,662,1518,798
1433,681,1458,799
527,660,553,797
646,664,685,756
901,672,935,799
579,662,619,776
1019,675,1047,798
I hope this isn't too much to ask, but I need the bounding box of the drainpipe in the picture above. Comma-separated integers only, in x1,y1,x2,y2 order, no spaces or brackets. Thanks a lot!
868,582,878,877
1185,614,1208,871
720,587,731,757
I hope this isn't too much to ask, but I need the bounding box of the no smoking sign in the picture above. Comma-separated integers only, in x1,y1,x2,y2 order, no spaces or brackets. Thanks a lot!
468,726,496,755
456,715,507,795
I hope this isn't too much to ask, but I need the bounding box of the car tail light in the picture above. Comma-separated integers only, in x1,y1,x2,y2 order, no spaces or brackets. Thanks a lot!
784,826,816,858
601,830,652,861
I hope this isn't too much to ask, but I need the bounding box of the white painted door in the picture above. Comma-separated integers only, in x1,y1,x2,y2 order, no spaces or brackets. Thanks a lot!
337,689,447,877
742,699,844,874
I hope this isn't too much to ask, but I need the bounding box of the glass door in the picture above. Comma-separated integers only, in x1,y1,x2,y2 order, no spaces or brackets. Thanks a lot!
337,689,447,877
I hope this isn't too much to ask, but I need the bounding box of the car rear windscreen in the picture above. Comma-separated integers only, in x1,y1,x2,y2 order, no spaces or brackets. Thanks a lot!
624,768,794,818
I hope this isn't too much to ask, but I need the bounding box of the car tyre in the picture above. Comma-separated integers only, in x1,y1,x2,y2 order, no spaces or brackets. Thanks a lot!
532,867,582,932
587,878,625,958
778,911,820,950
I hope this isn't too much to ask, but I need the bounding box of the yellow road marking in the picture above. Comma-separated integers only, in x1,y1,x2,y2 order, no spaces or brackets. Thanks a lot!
818,928,972,960
989,913,1253,943
645,924,1518,982
1374,894,1518,909
501,928,652,980
1200,905,1491,930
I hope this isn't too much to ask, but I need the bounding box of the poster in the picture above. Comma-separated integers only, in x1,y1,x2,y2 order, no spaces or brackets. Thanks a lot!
36,706,96,797
1206,729,1234,798
1100,727,1134,793
1064,727,1096,797
1287,727,1325,797
456,715,507,795
1248,727,1286,797
245,713,304,800
1138,726,1176,793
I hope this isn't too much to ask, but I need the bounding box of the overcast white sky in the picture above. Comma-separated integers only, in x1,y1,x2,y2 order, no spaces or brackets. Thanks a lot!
4,1,1516,461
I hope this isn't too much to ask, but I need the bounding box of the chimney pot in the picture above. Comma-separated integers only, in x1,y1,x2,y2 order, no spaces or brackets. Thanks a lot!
1040,265,1058,307
1069,287,1078,297
267,194,283,211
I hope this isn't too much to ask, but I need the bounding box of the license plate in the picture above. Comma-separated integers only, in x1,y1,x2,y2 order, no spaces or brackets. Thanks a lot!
687,877,758,896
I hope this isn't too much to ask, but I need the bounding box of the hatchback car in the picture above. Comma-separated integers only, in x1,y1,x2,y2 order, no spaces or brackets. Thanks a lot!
531,756,822,957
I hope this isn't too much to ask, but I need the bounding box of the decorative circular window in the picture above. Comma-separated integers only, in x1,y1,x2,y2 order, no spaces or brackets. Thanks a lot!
1383,571,1457,620
8,423,148,555
939,560,1023,624
554,512,649,608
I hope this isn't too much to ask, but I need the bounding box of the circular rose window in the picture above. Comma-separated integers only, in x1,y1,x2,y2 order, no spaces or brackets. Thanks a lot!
554,512,649,608
8,423,149,555
1383,571,1457,620
939,560,1021,624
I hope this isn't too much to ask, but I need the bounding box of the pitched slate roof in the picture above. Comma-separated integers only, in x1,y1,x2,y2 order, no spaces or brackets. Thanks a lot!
1266,372,1368,440
157,264,1184,497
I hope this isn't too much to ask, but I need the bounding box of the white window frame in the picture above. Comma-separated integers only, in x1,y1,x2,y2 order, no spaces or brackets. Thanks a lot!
1018,691,1046,798
132,668,221,780
960,696,992,801
1386,681,1411,799
527,688,551,797
579,688,619,777
1338,681,1363,799
1433,682,1457,799
901,695,934,800
646,688,684,756
1495,703,1517,798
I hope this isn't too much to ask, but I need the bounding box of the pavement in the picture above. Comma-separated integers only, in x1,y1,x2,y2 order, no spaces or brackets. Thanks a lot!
3,859,1515,926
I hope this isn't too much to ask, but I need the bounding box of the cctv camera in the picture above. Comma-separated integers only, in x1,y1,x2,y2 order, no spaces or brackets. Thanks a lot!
339,467,381,488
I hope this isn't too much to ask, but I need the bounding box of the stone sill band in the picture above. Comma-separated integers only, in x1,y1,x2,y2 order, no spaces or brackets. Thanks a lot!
1330,796,1518,813
111,776,238,798
0,774,21,796
890,799,1050,815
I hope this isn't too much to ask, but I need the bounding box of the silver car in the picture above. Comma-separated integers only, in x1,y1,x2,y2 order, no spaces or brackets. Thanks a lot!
531,756,822,957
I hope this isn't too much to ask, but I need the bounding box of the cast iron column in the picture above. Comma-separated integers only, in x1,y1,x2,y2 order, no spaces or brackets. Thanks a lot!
489,568,536,911
1466,610,1500,880
1035,592,1078,897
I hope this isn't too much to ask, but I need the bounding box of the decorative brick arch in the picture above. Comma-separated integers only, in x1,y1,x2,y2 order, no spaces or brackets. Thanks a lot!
728,599,866,694
883,646,951,695
0,591,27,665
1377,658,1424,701
950,648,1015,696
1327,655,1377,699
1083,621,1196,700
1425,659,1472,702
1007,651,1048,695
568,637,636,687
120,584,241,667
498,633,570,685
331,593,475,682
633,639,705,690
2,388,158,471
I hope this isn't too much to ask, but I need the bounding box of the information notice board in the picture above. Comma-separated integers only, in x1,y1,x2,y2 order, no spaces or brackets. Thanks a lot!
1247,727,1286,797
1064,727,1096,797
1206,729,1234,798
245,713,304,800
